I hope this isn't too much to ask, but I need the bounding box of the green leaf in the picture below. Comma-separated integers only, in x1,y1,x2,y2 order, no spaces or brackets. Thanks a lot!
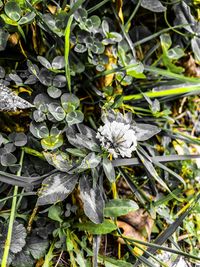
139,194,200,263
141,0,166,12
74,8,87,23
103,158,115,182
48,103,66,121
41,134,63,150
4,1,22,21
0,221,27,264
48,205,63,223
86,15,101,30
47,86,62,99
191,36,200,64
127,70,146,79
37,172,78,205
75,219,117,234
79,175,104,223
104,199,139,217
43,151,72,172
66,110,84,126
37,56,51,69
167,47,184,60
75,152,101,172
61,93,80,113
14,133,27,147
26,236,48,260
133,123,160,141
14,235,49,266
13,251,33,267
1,153,17,166
30,122,49,139
52,56,65,70
160,33,171,51
0,29,9,51
18,12,35,25
102,257,133,267
66,148,87,157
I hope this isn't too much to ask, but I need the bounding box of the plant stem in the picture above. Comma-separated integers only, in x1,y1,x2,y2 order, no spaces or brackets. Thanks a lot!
109,154,118,199
27,205,39,233
42,241,55,267
1,149,24,267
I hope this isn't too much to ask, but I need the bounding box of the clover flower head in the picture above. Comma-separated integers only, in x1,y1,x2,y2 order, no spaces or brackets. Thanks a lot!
96,121,137,158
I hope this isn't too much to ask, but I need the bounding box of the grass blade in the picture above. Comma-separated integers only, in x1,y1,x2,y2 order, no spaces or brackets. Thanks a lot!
64,15,73,92
113,154,200,167
123,83,200,101
136,193,200,265
1,150,24,267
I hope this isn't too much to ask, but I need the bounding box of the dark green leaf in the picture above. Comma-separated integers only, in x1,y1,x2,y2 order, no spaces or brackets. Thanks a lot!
76,152,101,172
47,86,62,99
1,153,17,166
141,0,166,12
52,56,65,69
4,1,22,21
48,205,63,223
66,110,84,126
18,12,35,25
30,122,49,139
103,158,115,182
61,93,80,113
48,103,66,121
37,172,78,205
0,29,9,51
41,134,63,150
27,236,48,260
133,123,160,141
14,133,27,147
75,219,117,234
52,75,66,88
43,151,72,172
79,175,104,223
37,56,51,69
104,199,139,217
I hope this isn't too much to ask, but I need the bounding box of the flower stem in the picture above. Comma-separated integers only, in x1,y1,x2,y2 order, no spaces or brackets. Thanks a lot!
109,154,118,199
1,149,24,267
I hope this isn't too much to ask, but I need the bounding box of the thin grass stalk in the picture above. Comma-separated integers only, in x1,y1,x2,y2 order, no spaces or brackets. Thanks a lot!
1,149,24,267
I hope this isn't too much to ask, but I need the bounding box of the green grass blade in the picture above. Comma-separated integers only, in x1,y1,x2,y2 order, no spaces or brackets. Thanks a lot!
87,0,110,13
151,160,186,187
124,0,142,31
123,83,200,101
122,236,200,261
132,24,193,47
64,15,73,92
113,154,200,167
1,150,24,267
145,66,200,82
147,193,200,255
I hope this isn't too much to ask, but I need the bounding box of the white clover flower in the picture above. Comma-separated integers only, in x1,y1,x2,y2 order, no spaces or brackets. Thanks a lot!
96,121,137,158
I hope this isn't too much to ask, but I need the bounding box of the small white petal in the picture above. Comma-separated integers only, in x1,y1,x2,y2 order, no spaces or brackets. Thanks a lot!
96,120,137,158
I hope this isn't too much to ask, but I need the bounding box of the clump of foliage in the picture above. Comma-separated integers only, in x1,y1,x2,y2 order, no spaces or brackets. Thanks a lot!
0,0,200,266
